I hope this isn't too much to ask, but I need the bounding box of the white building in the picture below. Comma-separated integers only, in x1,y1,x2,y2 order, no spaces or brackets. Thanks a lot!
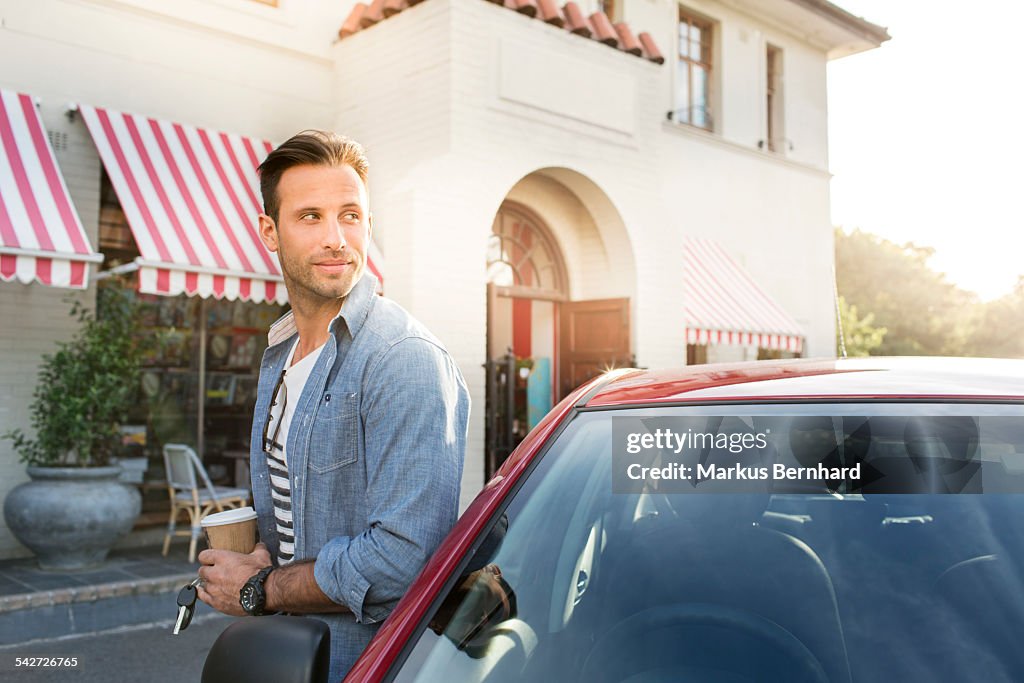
0,0,886,558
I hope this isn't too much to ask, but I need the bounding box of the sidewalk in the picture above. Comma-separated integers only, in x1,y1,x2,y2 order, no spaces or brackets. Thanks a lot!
0,614,235,683
0,543,210,645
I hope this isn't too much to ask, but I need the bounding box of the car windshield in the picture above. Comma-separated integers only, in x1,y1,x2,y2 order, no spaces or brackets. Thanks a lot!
392,404,1024,683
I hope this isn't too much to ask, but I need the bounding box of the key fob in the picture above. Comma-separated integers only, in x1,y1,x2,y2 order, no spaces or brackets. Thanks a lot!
174,584,198,634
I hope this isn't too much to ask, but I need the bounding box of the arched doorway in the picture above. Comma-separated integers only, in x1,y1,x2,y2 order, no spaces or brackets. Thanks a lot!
485,197,632,476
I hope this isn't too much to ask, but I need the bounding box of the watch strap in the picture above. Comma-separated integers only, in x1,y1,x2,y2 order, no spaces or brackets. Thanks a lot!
242,565,275,616
254,565,275,585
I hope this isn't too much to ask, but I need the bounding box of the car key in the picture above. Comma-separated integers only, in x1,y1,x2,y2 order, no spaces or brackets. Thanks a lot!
173,577,201,635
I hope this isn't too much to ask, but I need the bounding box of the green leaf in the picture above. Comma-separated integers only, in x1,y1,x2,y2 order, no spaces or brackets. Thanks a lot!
2,278,151,467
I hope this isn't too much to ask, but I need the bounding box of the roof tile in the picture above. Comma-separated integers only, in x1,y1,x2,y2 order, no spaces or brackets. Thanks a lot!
613,21,641,56
336,0,663,67
360,0,385,27
339,2,368,38
536,0,564,26
513,0,538,17
588,11,618,47
562,2,591,37
638,31,665,64
383,0,408,17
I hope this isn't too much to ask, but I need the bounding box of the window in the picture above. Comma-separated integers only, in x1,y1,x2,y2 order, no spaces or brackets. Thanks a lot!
98,169,139,269
675,9,713,130
487,206,567,299
598,0,617,21
389,404,1024,682
765,44,784,152
686,343,707,365
757,346,800,361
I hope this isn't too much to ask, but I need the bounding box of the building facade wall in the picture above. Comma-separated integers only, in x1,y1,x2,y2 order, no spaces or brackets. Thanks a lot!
0,0,843,550
331,0,838,502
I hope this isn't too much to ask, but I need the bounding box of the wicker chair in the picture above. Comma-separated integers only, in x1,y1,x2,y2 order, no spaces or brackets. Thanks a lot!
161,443,251,562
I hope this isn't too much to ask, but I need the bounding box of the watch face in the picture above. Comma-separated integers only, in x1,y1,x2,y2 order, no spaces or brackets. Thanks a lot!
240,584,257,613
240,567,270,615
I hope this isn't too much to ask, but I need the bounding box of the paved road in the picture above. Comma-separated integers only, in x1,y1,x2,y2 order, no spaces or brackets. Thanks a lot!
0,613,238,682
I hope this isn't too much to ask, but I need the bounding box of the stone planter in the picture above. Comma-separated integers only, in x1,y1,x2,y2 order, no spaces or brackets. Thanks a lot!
3,466,142,571
113,456,149,484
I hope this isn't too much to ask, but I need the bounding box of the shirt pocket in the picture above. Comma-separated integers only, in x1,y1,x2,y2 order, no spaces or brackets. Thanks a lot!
309,391,360,474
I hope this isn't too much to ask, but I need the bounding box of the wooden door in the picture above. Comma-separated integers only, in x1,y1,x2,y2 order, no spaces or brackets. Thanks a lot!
558,298,631,400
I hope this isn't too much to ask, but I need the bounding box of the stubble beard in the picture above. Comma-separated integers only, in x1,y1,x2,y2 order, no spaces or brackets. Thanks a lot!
278,244,364,308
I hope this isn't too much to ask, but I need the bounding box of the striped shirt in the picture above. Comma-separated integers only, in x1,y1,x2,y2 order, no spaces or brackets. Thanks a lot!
265,339,324,565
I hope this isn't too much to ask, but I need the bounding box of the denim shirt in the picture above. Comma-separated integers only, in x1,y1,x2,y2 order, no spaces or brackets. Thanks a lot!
249,272,470,681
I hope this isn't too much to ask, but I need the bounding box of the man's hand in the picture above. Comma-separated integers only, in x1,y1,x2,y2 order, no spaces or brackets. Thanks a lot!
196,542,273,617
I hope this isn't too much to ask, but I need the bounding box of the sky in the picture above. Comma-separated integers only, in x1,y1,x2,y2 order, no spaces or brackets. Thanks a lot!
827,0,1024,301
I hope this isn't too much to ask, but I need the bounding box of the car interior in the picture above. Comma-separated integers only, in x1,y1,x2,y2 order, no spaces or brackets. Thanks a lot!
395,410,1024,683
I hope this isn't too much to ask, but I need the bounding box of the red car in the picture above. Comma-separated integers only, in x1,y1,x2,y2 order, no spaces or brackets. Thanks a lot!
208,357,1024,683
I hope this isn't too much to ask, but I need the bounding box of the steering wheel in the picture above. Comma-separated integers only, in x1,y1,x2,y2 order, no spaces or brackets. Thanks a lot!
579,603,830,683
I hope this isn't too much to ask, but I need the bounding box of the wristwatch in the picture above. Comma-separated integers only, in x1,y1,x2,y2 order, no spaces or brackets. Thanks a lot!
239,566,275,616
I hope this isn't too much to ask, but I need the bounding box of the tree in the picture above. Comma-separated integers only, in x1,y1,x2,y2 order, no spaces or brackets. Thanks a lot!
836,295,886,357
3,278,149,466
965,276,1024,359
834,228,977,356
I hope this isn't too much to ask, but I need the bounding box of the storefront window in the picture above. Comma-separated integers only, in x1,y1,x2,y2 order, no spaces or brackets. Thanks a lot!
135,294,283,472
99,169,285,498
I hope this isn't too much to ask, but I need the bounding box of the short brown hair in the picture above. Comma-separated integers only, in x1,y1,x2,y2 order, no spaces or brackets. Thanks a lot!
258,130,369,224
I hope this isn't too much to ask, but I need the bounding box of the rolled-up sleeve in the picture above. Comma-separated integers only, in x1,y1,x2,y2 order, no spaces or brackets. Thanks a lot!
313,337,470,623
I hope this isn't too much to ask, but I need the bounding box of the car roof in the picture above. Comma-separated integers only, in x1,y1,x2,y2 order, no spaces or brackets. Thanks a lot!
586,357,1024,407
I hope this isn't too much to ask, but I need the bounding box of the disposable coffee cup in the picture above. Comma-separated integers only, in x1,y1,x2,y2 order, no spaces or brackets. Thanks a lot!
201,506,257,554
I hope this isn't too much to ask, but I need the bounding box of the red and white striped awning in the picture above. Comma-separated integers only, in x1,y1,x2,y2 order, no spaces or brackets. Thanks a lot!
0,89,102,288
79,104,384,304
683,237,805,352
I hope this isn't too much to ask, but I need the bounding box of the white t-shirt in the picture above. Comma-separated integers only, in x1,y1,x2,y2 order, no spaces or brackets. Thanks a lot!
265,339,324,565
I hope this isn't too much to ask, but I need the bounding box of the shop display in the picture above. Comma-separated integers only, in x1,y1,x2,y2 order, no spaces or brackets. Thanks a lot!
206,374,237,406
227,335,258,369
131,294,284,490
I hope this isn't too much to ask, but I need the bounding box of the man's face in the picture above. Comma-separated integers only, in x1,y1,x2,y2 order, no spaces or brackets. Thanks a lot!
258,163,372,303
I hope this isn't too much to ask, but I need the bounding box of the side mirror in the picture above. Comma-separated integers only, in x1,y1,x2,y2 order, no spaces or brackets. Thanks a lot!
202,615,331,683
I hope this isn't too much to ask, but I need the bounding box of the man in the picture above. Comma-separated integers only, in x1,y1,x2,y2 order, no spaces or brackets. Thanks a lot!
197,130,470,680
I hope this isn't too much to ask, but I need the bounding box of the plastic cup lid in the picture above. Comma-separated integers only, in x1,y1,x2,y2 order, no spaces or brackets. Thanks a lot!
201,506,257,527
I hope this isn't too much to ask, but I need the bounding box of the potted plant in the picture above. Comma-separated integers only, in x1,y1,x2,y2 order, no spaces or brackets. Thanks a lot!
3,279,146,570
